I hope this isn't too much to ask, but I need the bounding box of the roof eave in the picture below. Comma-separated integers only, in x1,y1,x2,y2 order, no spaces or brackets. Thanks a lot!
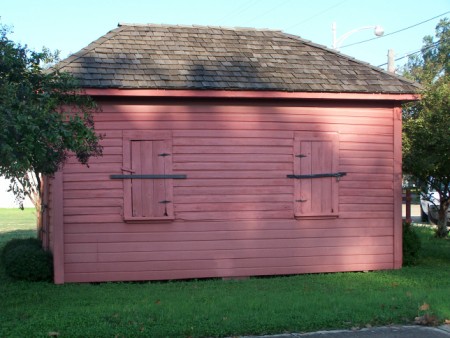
83,88,420,102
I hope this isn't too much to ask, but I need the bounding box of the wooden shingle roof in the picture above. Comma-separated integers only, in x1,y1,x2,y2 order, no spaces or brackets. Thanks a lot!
57,23,419,94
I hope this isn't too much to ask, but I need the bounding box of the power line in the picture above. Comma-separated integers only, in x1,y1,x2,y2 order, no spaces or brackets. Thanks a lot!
218,0,260,25
340,11,450,49
245,0,293,25
377,40,442,67
285,0,348,30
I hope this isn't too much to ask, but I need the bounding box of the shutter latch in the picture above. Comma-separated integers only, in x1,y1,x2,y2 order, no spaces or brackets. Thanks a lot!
287,172,347,182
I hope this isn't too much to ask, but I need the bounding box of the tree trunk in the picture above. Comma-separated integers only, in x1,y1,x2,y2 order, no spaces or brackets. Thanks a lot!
436,203,449,238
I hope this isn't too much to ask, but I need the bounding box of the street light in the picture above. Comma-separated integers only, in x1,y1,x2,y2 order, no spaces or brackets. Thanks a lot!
332,22,384,50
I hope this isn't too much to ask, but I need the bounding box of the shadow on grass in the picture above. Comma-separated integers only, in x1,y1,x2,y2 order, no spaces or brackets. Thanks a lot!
0,229,37,248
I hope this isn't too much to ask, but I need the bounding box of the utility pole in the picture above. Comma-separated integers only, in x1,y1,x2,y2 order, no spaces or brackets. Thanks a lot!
387,49,395,73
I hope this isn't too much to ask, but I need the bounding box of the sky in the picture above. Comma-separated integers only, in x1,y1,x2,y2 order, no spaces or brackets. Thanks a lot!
1,0,449,73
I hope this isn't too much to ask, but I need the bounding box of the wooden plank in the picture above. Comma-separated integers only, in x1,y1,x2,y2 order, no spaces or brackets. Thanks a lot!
64,173,114,182
140,140,155,217
64,227,393,244
95,130,122,138
123,130,171,141
98,103,394,118
173,129,294,139
340,181,393,189
64,207,122,216
174,202,292,212
339,165,393,174
174,145,293,154
64,235,392,254
131,141,143,217
340,173,392,181
174,194,293,204
340,188,393,197
64,214,123,224
174,171,292,179
175,154,293,163
340,134,392,144
152,140,167,217
340,142,392,151
299,141,312,215
173,137,293,146
63,163,121,173
63,218,394,234
340,204,394,212
51,171,64,284
340,150,393,159
64,198,123,208
94,146,123,155
66,155,122,164
393,107,403,268
65,245,394,263
99,138,123,147
65,243,98,253
176,210,293,220
173,162,292,171
340,196,392,204
339,211,393,219
175,179,290,188
64,189,123,199
95,121,393,135
340,157,393,167
101,246,393,263
64,181,122,190
93,111,393,127
64,254,394,273
174,186,292,195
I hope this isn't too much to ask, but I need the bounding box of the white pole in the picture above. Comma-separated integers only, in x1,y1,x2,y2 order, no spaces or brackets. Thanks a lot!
387,49,395,73
332,22,337,49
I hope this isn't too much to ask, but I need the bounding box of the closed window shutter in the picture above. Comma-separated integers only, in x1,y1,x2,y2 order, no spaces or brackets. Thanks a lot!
294,132,339,217
131,140,167,218
123,131,174,221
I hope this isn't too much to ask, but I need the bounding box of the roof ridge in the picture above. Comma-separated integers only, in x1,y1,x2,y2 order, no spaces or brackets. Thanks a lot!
117,22,282,33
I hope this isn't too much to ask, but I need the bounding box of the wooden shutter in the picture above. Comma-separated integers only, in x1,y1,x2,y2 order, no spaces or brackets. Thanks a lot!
123,131,173,221
294,132,339,217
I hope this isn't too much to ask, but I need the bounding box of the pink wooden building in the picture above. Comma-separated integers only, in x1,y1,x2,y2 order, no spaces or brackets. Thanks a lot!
41,24,419,284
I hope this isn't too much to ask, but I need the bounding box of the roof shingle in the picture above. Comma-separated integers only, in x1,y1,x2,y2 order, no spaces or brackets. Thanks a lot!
56,23,419,94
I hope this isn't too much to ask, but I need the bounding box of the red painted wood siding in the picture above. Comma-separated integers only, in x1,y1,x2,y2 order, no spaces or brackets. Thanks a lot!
59,98,401,283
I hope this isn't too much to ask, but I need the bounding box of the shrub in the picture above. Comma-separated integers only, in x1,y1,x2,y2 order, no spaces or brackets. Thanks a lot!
1,238,53,281
402,221,421,266
1,237,42,262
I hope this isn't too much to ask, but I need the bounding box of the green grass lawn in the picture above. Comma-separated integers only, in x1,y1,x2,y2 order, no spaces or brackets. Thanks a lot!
0,209,449,337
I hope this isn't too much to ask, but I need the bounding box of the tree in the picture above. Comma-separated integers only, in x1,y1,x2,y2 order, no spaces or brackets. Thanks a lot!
0,24,102,209
402,18,450,237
